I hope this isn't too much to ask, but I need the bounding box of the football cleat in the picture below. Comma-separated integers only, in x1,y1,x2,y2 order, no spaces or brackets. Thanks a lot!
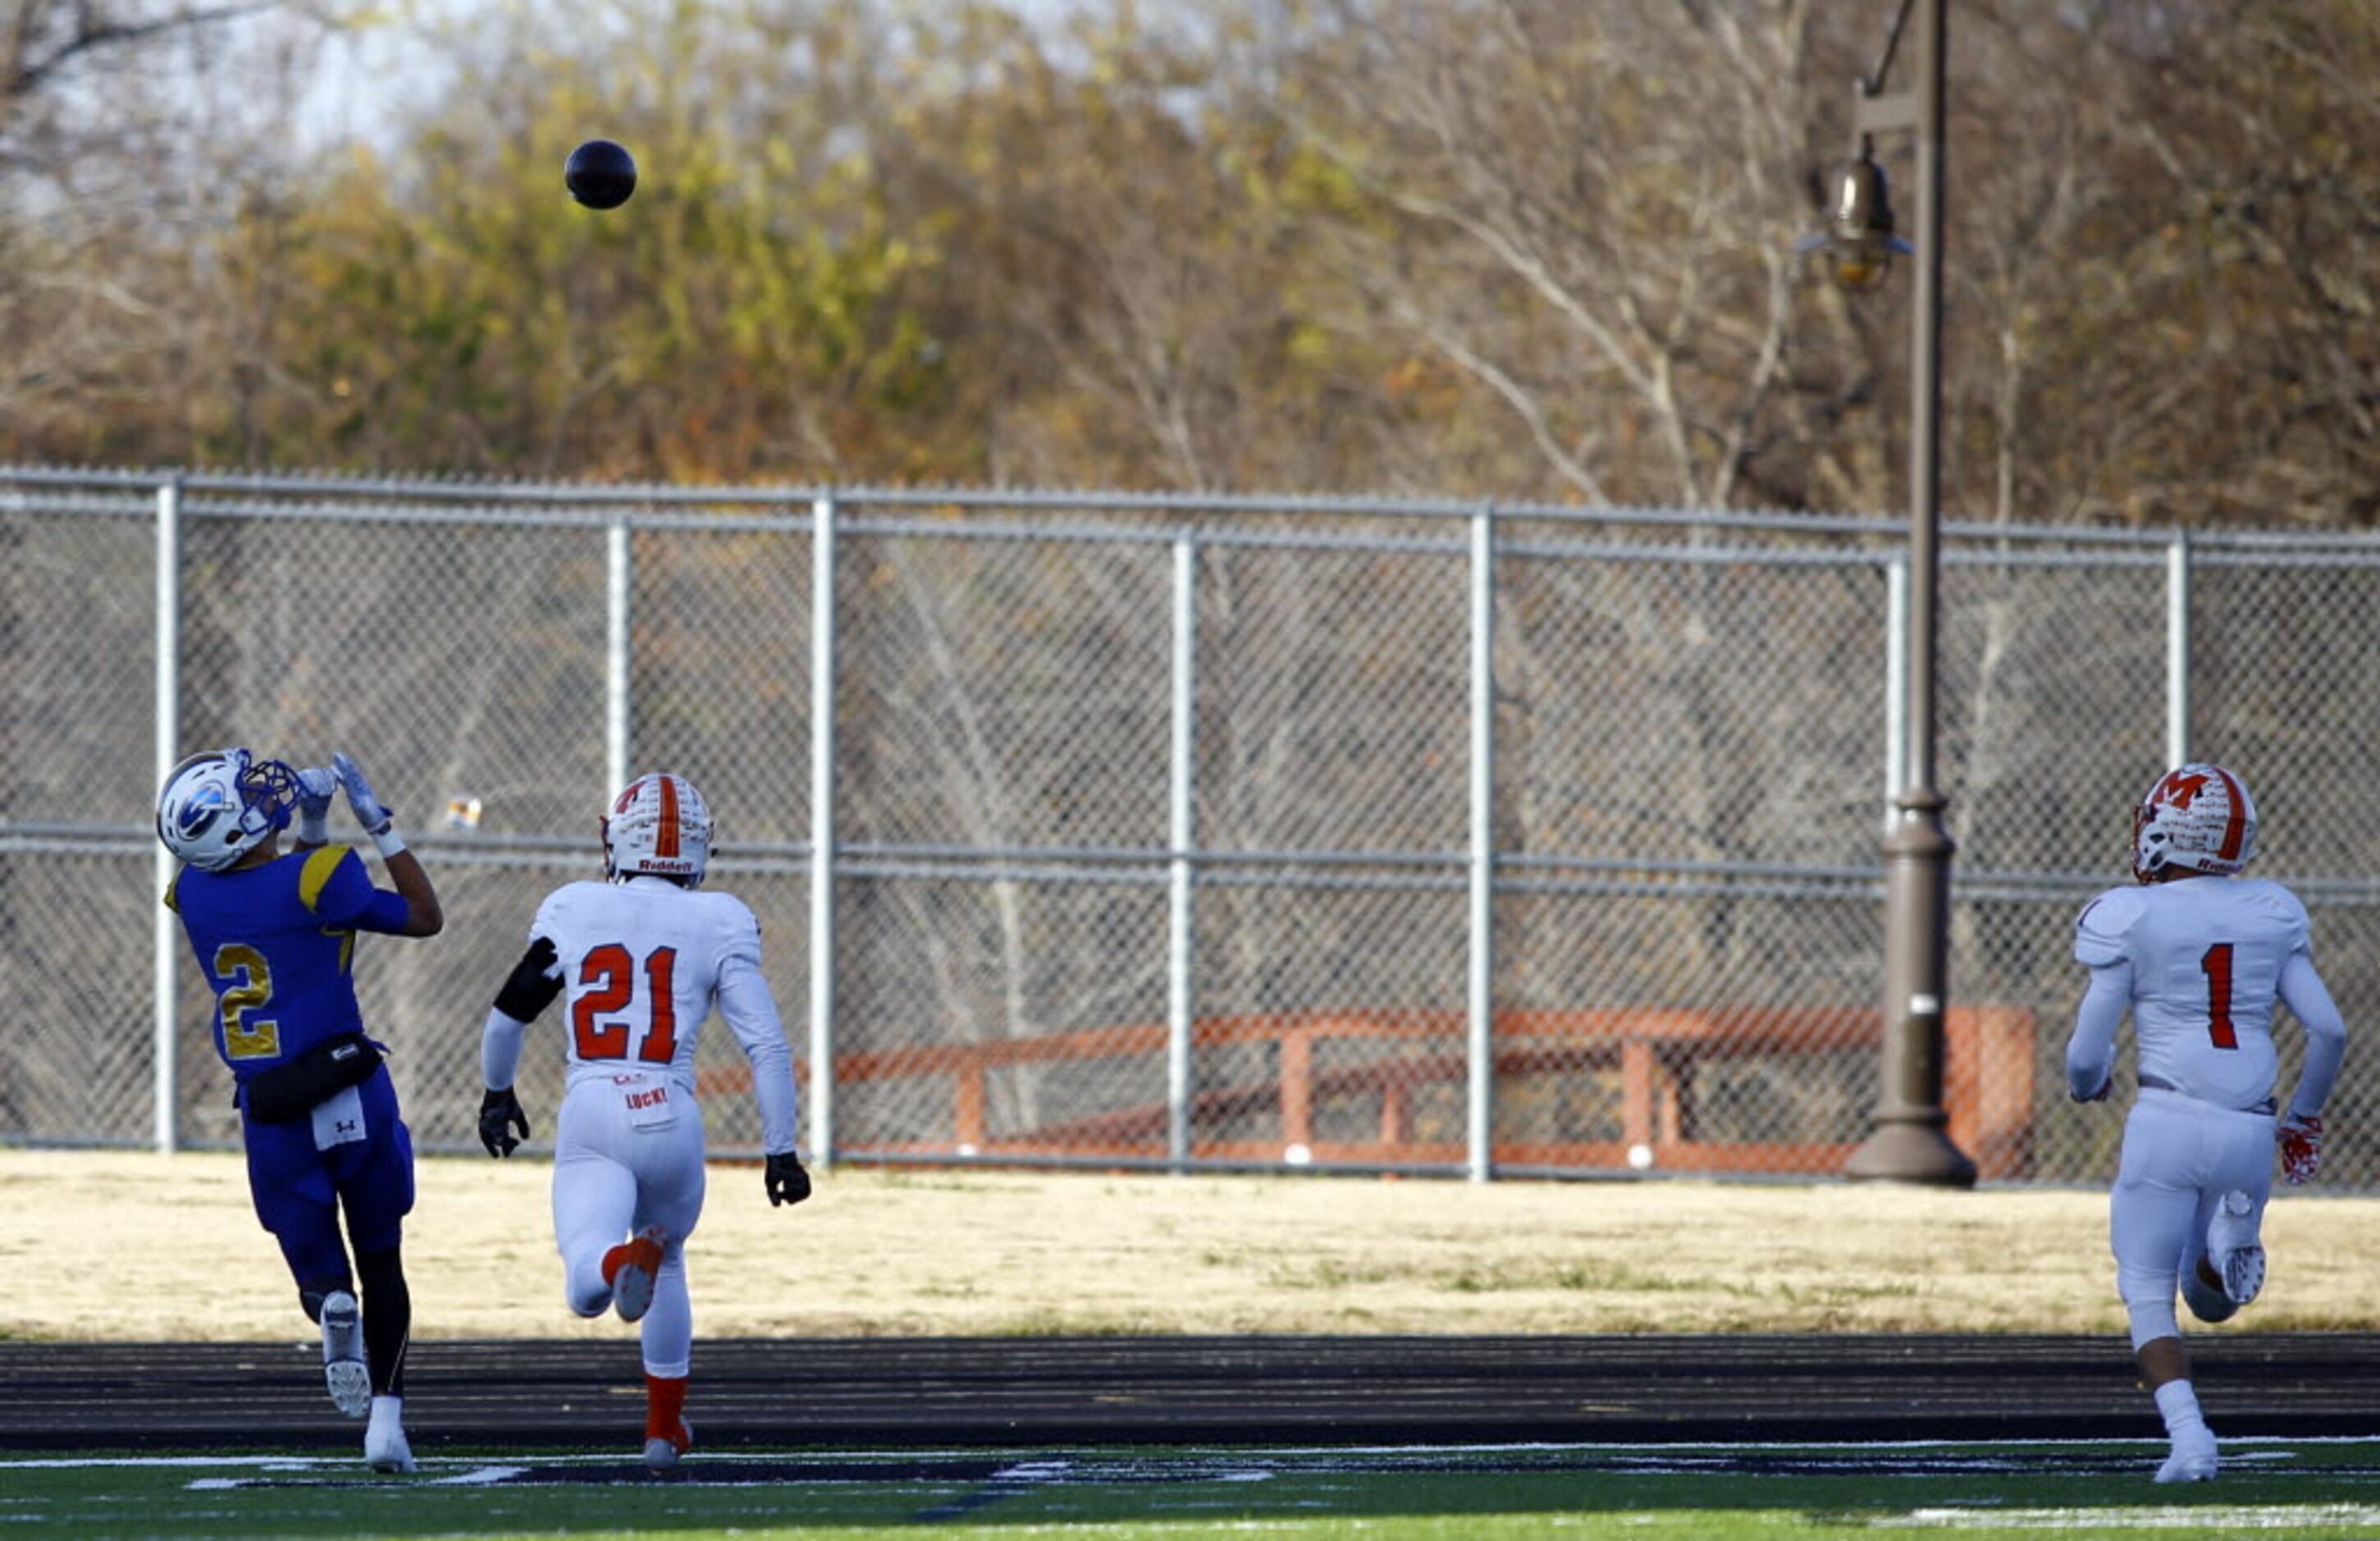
320,1290,371,1419
2208,1190,2266,1306
643,1416,693,1473
2178,1264,2239,1325
364,1396,415,1474
2154,1425,2219,1484
602,1228,667,1324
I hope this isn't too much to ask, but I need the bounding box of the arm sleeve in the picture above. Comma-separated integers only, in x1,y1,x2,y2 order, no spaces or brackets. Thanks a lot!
715,940,801,1156
481,1007,529,1092
2067,961,2131,1102
306,848,413,934
493,935,564,1022
2277,949,2347,1119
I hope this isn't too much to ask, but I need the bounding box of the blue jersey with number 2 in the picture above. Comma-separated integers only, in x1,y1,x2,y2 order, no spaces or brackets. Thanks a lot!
167,846,413,1085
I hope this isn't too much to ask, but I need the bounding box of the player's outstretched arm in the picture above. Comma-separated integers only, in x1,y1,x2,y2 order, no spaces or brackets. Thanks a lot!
381,850,443,936
335,751,441,935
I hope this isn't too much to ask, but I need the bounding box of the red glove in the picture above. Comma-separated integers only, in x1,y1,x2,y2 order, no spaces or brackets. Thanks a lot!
2279,1111,2324,1186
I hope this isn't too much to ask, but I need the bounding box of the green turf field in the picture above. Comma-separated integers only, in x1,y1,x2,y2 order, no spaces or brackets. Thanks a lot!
7,1439,2380,1540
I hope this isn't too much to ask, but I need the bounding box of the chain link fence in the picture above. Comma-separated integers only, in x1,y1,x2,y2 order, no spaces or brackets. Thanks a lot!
4,468,2376,1187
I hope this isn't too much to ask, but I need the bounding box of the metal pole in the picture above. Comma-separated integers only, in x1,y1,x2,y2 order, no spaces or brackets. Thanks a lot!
2167,532,2191,766
1883,551,1907,834
1166,538,1198,1170
605,519,632,793
807,494,838,1168
1847,0,1975,1185
1464,505,1497,1182
152,478,182,1155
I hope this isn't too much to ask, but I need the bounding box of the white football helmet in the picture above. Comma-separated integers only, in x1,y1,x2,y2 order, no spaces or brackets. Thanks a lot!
602,772,712,886
2132,762,2258,883
156,748,298,871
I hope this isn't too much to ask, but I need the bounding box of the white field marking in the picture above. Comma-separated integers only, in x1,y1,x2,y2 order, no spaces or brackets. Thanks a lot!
0,1434,2368,1483
428,1466,532,1486
7,1435,2362,1472
2,1456,324,1470
1889,1506,2380,1531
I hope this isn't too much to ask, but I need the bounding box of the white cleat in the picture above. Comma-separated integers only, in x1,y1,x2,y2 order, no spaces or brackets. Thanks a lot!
2155,1426,2219,1484
364,1396,415,1475
2209,1190,2267,1306
320,1291,371,1419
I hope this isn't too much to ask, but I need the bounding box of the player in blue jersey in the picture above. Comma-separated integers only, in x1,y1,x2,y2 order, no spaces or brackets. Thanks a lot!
157,748,442,1474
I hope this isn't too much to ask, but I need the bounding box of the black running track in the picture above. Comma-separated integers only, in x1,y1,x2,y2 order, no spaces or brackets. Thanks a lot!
0,1334,2373,1454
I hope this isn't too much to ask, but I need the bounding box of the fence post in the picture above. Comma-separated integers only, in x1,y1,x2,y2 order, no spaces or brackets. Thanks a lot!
151,477,182,1154
807,493,839,1167
1167,537,1199,1170
2166,531,2191,766
605,519,632,793
1884,551,1908,834
1466,504,1497,1182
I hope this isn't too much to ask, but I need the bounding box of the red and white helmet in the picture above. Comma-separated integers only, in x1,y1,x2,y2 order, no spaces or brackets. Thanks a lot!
2132,762,2257,883
602,772,712,886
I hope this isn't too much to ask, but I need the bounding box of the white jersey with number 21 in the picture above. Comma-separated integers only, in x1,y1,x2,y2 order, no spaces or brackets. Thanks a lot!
530,875,799,1152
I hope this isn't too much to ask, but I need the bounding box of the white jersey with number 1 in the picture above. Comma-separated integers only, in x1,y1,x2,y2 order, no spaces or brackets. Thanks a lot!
2072,876,2308,1112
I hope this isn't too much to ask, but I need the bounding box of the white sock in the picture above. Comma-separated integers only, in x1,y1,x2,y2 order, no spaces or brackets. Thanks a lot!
368,1394,404,1434
2154,1379,2204,1437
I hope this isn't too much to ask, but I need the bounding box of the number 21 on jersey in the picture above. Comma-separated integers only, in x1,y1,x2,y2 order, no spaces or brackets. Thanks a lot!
573,944,680,1064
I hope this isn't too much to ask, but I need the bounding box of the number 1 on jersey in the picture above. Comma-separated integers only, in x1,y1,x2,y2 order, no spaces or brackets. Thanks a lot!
573,944,681,1063
2200,942,2238,1049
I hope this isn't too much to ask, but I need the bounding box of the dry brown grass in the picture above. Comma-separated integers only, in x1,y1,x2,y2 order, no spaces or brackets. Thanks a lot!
7,1149,2375,1343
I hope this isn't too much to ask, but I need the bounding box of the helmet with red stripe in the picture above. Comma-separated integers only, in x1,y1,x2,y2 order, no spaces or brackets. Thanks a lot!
2132,763,2257,883
602,772,712,887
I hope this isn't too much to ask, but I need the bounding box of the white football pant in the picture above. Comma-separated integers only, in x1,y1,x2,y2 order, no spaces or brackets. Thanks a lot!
2111,1088,2275,1351
552,1073,708,1379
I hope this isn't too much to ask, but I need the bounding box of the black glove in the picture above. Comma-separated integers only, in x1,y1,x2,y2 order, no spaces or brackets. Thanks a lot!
480,1086,531,1157
765,1150,811,1207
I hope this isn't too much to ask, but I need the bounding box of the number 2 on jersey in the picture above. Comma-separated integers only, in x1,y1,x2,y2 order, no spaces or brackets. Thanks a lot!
573,944,680,1063
2200,943,2238,1049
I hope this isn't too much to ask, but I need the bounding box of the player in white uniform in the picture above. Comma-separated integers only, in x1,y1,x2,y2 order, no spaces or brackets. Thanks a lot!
2067,763,2344,1484
476,772,809,1470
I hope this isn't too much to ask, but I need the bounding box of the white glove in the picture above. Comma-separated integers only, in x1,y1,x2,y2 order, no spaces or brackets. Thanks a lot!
2279,1110,2325,1186
294,766,336,846
333,752,405,858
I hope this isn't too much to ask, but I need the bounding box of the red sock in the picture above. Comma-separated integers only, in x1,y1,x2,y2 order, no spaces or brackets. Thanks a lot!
645,1373,688,1439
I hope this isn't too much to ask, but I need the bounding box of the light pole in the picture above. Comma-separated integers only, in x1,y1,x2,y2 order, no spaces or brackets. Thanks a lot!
1824,0,1976,1187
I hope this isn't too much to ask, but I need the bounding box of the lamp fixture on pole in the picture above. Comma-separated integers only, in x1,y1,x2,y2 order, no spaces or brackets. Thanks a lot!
1820,146,1912,293
1821,0,1976,1187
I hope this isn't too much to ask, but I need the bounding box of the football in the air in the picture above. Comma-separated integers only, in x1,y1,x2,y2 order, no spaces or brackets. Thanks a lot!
564,139,637,209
